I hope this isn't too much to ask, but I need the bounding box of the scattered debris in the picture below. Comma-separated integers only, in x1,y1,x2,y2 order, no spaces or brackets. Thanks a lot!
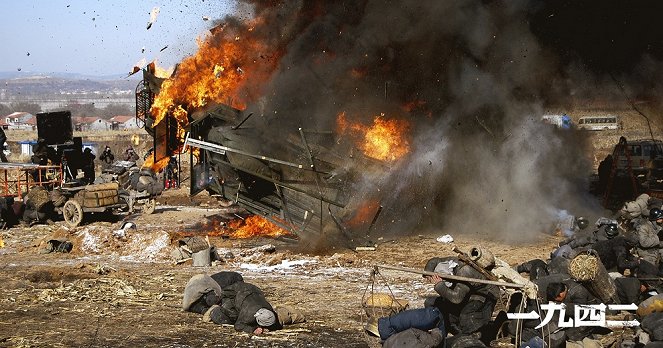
94,264,116,275
40,239,73,254
436,234,454,243
146,6,160,30
160,46,168,52
112,221,137,241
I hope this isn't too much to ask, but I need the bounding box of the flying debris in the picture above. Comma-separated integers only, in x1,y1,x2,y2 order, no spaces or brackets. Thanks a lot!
128,66,141,77
202,16,210,21
26,52,30,56
160,46,168,52
17,67,21,72
146,6,160,30
141,47,145,53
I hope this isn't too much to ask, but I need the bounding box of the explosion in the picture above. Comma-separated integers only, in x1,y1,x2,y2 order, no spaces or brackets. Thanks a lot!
143,0,663,242
337,112,410,162
146,19,283,172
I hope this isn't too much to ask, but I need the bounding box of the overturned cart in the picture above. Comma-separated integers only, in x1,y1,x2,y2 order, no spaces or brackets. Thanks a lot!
182,106,387,245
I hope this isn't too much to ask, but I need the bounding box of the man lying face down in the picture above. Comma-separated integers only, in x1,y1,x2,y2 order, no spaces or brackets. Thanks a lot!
182,272,281,335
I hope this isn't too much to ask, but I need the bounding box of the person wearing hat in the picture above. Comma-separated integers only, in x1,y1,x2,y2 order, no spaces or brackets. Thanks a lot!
206,281,281,334
558,218,621,251
633,208,663,270
124,146,139,162
422,255,499,341
99,145,114,166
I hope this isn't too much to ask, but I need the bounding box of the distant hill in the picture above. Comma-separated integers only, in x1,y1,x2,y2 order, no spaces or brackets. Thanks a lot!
0,71,141,81
0,72,141,99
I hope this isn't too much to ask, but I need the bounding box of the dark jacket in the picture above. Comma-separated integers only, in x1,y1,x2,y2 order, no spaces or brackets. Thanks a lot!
615,277,645,305
433,262,499,304
587,236,639,273
516,259,550,280
220,282,280,333
210,271,243,289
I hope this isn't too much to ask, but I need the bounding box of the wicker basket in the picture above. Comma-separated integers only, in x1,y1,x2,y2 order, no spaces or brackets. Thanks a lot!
362,293,409,318
568,251,618,304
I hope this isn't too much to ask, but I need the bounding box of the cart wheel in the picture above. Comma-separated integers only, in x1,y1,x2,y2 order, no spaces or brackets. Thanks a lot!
63,200,83,227
142,198,156,215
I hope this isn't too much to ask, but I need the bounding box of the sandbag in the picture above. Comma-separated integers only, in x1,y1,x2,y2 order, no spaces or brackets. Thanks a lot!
25,186,51,211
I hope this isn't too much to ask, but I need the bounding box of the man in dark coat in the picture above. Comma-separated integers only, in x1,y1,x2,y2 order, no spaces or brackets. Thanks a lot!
614,275,656,305
210,271,243,289
208,281,281,334
99,146,114,166
81,148,96,183
124,146,139,162
423,257,499,339
585,234,640,274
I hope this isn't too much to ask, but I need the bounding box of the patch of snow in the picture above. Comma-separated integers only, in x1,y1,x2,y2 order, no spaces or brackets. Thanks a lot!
239,259,317,273
77,226,102,253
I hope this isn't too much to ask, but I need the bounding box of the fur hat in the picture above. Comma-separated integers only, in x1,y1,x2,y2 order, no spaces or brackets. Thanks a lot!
255,308,276,327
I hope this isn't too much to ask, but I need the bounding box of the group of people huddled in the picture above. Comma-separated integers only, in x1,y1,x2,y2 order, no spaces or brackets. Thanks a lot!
368,193,663,348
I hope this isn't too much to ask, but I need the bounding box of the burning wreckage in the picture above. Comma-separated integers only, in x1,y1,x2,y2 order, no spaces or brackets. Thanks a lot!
137,67,395,248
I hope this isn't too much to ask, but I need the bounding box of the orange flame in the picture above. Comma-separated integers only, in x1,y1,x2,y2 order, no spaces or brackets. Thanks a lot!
146,20,282,173
345,199,380,228
228,215,293,239
183,215,295,239
337,112,410,161
143,155,171,173
151,26,279,128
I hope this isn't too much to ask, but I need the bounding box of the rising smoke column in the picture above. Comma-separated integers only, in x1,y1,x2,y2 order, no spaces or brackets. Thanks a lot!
175,0,661,242
227,0,595,242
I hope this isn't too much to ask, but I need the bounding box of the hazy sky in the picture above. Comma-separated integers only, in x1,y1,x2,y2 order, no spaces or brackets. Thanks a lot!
0,0,234,76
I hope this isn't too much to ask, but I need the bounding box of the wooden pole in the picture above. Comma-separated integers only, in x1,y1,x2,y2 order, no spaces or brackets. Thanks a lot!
376,264,526,289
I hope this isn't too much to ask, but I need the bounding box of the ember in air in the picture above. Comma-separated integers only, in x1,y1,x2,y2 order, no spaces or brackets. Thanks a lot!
507,303,640,328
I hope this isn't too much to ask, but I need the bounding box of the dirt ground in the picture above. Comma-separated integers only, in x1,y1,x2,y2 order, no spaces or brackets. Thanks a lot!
0,110,661,347
0,186,559,348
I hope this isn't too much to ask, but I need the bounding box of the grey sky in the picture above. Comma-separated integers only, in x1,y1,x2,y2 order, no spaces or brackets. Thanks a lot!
0,0,234,76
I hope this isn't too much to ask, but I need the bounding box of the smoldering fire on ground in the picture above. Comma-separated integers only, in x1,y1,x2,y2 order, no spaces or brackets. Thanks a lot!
144,0,663,244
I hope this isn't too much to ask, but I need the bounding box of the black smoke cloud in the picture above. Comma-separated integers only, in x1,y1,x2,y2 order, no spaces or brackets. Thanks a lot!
211,0,662,242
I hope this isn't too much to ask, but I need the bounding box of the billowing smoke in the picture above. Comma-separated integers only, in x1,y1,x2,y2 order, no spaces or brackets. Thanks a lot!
192,0,662,242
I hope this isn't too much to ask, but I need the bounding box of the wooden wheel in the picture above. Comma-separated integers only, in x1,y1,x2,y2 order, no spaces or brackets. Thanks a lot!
63,200,83,227
142,198,156,215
